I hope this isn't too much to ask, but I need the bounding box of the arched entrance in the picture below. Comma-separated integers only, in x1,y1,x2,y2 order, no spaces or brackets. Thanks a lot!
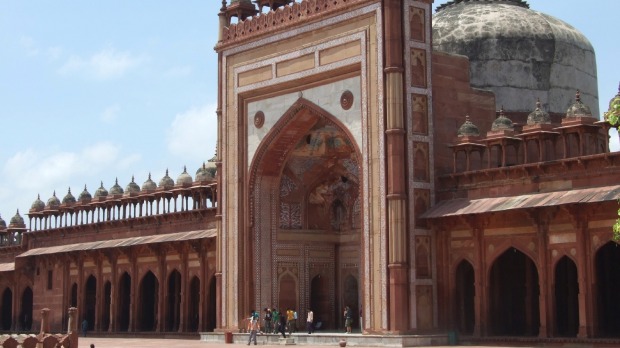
455,260,475,335
343,275,359,330
249,98,362,330
1,287,12,330
206,276,216,332
188,276,200,332
84,275,97,331
596,241,620,337
555,256,578,337
21,287,32,331
70,283,77,308
488,248,539,336
166,270,181,332
102,281,111,331
117,273,131,331
138,271,158,331
310,274,330,329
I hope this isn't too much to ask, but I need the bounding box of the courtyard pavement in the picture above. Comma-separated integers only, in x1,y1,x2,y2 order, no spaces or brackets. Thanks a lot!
78,337,536,348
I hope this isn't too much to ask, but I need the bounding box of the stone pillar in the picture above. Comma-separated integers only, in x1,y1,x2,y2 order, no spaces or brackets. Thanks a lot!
384,0,409,333
157,249,165,333
67,307,77,334
40,308,50,334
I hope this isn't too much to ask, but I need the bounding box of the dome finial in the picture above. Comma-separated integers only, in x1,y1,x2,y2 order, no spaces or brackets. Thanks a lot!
575,90,581,102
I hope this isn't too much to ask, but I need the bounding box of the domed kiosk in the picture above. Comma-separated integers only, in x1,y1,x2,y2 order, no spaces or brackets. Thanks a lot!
433,0,599,121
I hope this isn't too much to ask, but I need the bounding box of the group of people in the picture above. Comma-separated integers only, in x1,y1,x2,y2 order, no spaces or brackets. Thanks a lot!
247,305,356,344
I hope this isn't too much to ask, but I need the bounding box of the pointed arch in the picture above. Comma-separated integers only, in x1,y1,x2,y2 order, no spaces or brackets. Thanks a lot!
554,255,578,337
166,269,182,332
1,287,12,330
117,272,131,332
248,97,363,314
595,241,620,337
83,275,97,331
454,260,475,335
488,247,539,336
21,287,33,331
138,271,158,332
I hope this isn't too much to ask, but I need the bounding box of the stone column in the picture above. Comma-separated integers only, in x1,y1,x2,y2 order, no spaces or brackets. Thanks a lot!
384,0,409,333
40,308,50,334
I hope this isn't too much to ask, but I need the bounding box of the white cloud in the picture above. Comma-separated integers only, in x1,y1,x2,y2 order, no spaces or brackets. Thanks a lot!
101,104,120,123
0,141,144,220
58,47,147,80
20,36,39,56
47,46,63,60
166,103,218,161
164,65,193,78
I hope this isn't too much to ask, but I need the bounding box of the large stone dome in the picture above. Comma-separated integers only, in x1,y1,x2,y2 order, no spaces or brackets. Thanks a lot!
433,0,599,118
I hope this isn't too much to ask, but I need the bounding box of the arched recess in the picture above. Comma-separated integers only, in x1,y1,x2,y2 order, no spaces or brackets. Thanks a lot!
117,272,131,332
343,275,359,330
310,274,330,329
596,241,620,337
248,98,362,319
278,272,297,313
554,255,578,337
83,275,97,331
1,287,12,330
454,260,475,335
166,270,182,332
188,276,200,332
70,283,78,308
488,247,539,336
102,281,112,331
206,275,216,332
21,287,33,331
138,271,158,332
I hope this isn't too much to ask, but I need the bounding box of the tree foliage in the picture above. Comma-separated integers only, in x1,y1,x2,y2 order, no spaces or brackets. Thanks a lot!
604,87,620,239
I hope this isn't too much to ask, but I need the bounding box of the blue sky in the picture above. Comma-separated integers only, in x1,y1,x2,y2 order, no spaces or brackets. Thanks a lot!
0,0,618,225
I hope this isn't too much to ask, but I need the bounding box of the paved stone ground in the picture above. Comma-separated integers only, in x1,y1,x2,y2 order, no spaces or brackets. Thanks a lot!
78,337,533,348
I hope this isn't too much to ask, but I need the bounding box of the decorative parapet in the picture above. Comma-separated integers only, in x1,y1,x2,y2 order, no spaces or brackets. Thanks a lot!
218,0,371,48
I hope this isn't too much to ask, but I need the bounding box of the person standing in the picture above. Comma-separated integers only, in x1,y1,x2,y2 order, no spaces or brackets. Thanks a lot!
272,308,280,334
81,319,88,337
263,308,272,334
306,309,314,334
344,306,352,334
286,308,295,334
247,311,260,345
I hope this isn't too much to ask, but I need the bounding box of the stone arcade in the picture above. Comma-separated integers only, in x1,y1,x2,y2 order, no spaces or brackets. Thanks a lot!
0,0,619,344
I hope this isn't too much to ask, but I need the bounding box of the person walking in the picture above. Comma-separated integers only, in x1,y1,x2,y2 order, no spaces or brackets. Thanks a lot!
306,309,314,334
272,308,280,334
247,311,260,345
278,313,287,338
286,308,295,334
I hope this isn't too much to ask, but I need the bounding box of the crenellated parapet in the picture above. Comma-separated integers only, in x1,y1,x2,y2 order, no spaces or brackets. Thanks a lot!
217,0,370,48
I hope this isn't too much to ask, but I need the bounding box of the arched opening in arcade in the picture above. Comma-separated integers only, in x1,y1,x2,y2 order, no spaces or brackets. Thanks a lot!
1,287,12,330
84,275,97,331
188,276,200,332
102,281,112,331
596,241,620,337
117,272,131,331
70,283,77,308
488,247,539,336
166,269,181,332
342,274,359,330
138,271,158,331
206,275,216,332
21,287,32,331
554,256,578,337
249,98,362,331
454,260,475,335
